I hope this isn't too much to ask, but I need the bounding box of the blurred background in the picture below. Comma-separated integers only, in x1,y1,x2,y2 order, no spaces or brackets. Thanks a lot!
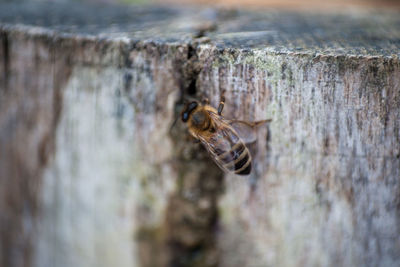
1,0,400,9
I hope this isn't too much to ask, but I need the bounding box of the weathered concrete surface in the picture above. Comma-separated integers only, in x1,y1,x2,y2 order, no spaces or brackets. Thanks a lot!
0,2,399,267
198,49,400,267
0,30,73,267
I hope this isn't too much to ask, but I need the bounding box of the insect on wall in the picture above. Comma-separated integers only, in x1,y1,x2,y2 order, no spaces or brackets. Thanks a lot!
163,66,224,266
180,90,271,176
163,39,273,266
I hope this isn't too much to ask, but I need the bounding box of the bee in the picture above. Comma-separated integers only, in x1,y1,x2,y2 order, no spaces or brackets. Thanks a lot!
181,92,271,175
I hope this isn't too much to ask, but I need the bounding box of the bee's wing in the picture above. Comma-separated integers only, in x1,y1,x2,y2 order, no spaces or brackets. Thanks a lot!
226,120,257,144
226,119,271,144
196,115,240,173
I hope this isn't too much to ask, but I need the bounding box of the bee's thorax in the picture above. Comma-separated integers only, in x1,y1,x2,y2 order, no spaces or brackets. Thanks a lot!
190,110,211,131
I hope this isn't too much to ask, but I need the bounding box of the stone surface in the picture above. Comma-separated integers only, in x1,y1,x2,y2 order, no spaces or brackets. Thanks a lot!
0,2,399,267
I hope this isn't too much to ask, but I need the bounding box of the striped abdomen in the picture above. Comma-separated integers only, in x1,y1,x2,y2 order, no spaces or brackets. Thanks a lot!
211,136,252,175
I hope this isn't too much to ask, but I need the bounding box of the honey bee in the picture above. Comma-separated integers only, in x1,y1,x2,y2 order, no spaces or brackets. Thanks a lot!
181,92,271,175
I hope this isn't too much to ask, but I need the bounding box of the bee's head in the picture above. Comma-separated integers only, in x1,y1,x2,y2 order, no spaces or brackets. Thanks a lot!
181,101,198,123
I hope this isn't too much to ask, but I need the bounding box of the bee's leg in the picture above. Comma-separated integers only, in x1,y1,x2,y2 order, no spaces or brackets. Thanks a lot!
202,97,209,105
230,119,272,128
218,90,226,115
248,119,272,127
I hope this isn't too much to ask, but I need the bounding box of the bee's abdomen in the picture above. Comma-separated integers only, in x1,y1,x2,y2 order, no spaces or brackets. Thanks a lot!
217,142,252,175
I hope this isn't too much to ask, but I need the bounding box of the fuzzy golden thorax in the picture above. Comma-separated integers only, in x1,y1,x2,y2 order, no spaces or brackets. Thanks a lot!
181,101,216,136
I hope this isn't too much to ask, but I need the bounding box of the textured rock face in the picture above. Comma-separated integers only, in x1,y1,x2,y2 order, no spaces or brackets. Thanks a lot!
0,30,73,267
197,48,400,267
0,3,400,267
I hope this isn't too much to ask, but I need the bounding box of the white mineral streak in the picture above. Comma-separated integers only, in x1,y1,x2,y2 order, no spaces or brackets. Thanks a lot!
35,67,137,267
34,63,176,267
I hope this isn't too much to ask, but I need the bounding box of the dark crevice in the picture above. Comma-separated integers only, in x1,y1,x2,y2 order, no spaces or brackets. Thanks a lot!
184,43,200,98
187,77,197,96
165,35,224,267
188,44,196,59
183,22,217,99
1,31,10,89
